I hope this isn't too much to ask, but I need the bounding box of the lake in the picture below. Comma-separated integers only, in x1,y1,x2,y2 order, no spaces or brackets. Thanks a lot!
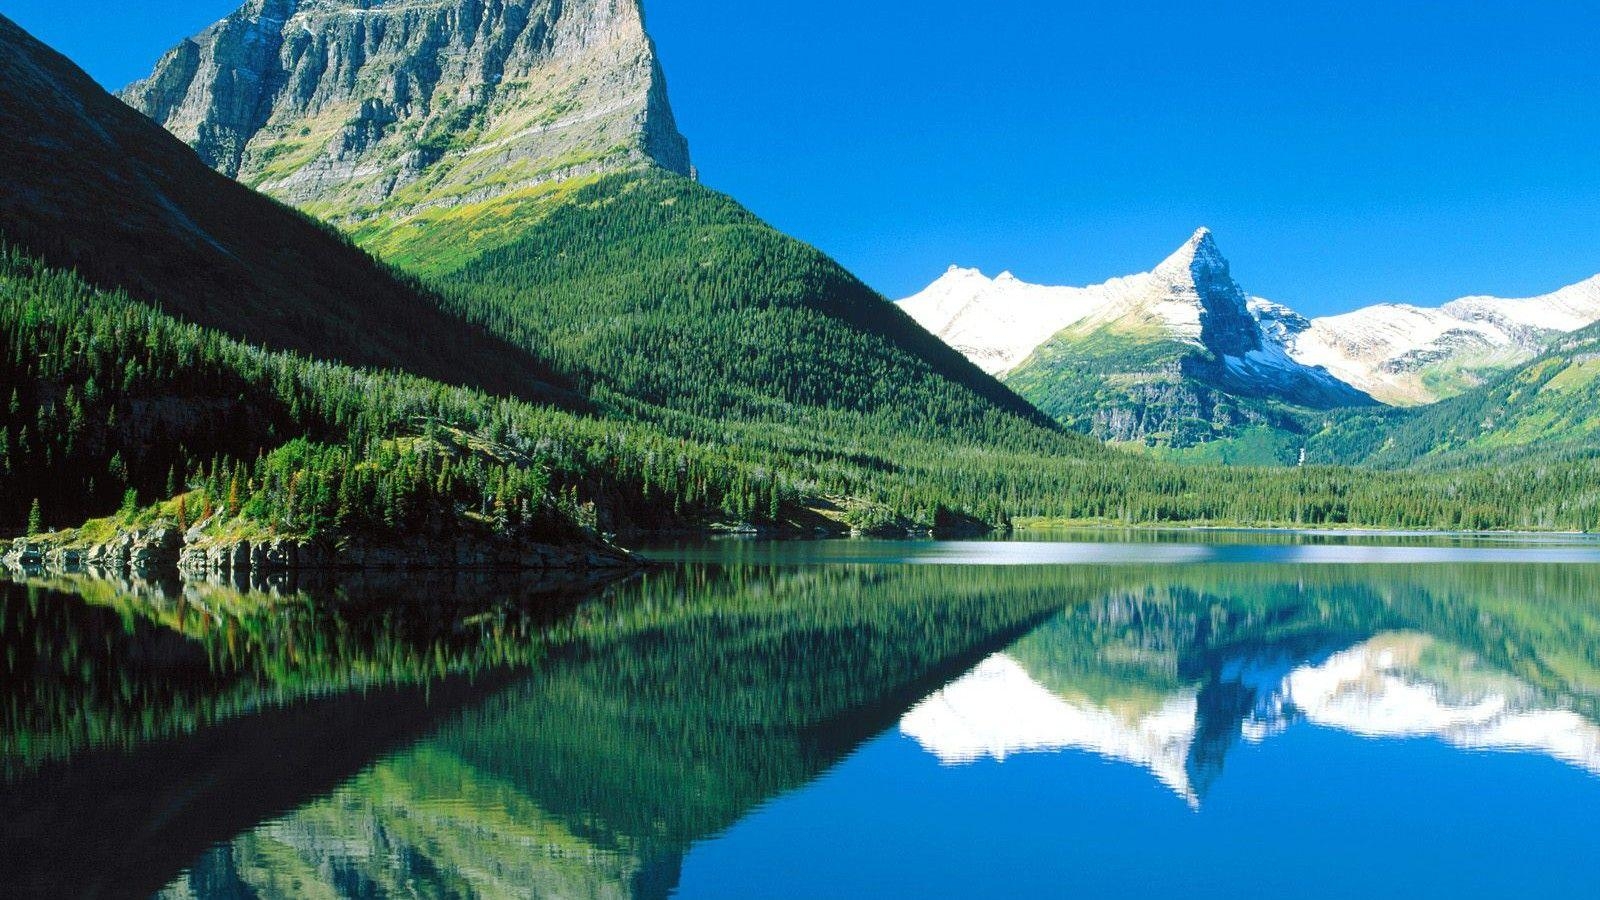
4,533,1600,898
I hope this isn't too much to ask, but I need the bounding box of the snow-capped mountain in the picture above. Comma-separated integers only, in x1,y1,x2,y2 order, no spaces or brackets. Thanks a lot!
1277,276,1600,405
902,229,1372,448
899,229,1234,378
900,654,1207,805
903,635,1600,806
903,229,1370,411
899,228,1311,378
900,234,1600,408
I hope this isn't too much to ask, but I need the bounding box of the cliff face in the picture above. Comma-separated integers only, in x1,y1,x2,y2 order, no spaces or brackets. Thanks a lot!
122,0,691,226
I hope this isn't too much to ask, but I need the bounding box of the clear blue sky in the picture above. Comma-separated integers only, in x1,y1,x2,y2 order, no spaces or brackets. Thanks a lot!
6,0,1600,315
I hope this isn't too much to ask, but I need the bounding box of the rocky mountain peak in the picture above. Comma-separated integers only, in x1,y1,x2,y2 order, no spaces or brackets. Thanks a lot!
1155,227,1221,274
1140,228,1261,357
122,0,692,227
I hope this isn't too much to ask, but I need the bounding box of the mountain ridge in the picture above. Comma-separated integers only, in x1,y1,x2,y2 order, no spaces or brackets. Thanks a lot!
1284,274,1600,405
903,235,1600,408
121,0,692,233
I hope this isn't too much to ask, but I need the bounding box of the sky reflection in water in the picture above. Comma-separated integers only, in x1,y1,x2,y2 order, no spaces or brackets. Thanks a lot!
4,535,1599,897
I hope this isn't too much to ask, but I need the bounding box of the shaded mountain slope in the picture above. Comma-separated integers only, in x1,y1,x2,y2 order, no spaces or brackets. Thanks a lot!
0,13,571,404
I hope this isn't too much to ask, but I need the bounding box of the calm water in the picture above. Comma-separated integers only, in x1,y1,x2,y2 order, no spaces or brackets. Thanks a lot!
4,534,1600,897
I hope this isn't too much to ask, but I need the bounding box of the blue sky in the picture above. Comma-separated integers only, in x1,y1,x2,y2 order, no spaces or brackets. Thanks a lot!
6,0,1600,315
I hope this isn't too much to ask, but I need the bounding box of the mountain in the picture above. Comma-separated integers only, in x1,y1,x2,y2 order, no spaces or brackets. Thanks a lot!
10,0,1586,536
904,232,1600,416
1315,319,1600,469
1279,274,1600,405
904,229,1374,454
0,12,569,404
129,0,1064,449
123,0,692,268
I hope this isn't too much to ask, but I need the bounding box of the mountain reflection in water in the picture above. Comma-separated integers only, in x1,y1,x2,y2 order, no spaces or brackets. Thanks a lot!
4,549,1600,898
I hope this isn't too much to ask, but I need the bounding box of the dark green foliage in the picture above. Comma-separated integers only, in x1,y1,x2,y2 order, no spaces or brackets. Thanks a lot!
0,15,571,404
0,245,802,536
439,171,1059,439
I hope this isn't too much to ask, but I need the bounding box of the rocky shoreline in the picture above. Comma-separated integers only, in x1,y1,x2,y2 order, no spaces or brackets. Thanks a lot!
2,525,640,580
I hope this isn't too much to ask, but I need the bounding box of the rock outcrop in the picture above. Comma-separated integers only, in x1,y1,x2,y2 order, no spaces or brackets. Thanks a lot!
122,0,692,226
3,526,637,580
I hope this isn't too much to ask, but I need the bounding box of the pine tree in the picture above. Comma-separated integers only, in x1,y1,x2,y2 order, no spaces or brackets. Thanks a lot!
227,470,242,518
27,498,42,536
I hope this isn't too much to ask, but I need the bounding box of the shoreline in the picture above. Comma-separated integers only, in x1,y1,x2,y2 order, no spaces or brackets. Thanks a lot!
1006,520,1597,540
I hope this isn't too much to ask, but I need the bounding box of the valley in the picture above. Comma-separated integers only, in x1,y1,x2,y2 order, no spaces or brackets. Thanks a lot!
3,4,1600,897
4,0,1600,570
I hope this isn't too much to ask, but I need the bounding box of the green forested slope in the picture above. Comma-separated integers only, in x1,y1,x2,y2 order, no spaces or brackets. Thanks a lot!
436,172,1060,440
0,247,787,536
1307,323,1600,469
9,243,1600,536
0,13,570,405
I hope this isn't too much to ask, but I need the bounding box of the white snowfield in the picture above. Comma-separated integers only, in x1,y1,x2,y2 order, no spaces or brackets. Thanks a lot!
900,633,1600,807
897,228,1224,377
1283,275,1600,405
899,654,1206,805
898,231,1600,406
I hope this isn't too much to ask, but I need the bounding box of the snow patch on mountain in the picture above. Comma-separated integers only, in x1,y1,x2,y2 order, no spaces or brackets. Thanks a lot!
900,228,1372,409
1283,275,1600,405
901,233,1600,408
899,654,1204,805
897,267,1131,376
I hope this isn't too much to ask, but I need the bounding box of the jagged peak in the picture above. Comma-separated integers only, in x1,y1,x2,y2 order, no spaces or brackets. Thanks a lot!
123,0,691,224
933,265,993,284
1154,226,1228,279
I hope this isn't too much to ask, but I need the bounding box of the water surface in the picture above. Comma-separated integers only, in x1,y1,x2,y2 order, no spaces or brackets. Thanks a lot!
4,534,1600,897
